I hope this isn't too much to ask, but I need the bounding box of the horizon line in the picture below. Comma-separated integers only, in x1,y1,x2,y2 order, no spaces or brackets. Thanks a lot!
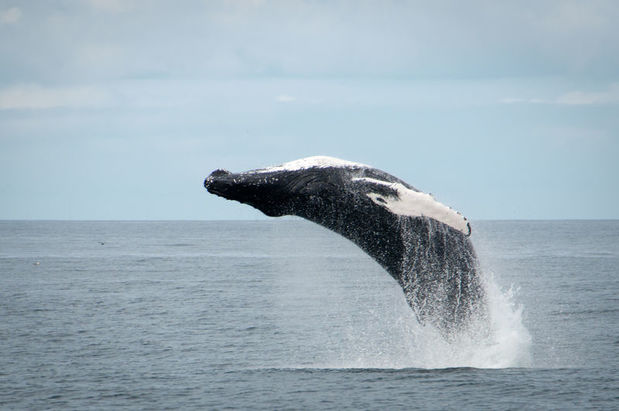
1,218,618,223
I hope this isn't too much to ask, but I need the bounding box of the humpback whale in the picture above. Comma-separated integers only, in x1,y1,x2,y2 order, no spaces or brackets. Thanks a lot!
204,156,485,335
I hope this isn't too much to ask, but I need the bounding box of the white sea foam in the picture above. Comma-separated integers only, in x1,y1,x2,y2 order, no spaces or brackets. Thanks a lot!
317,270,531,370
411,273,532,369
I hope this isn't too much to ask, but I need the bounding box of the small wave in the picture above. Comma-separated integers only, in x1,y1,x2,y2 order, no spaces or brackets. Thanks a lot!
247,366,490,372
551,308,619,316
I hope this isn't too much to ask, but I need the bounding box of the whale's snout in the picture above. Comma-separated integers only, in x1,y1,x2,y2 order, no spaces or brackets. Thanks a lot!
204,169,233,196
204,169,230,187
210,169,231,178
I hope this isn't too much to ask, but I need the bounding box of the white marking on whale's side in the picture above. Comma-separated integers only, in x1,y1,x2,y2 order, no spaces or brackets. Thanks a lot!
354,177,470,235
253,156,370,173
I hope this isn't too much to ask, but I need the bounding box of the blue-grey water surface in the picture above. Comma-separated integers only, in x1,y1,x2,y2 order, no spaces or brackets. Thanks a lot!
1,220,617,409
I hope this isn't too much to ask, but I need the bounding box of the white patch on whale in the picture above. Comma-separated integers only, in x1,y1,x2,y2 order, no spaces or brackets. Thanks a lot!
354,177,470,235
253,156,370,173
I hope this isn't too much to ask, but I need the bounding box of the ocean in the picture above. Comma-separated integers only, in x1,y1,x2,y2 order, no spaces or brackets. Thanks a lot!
1,220,617,409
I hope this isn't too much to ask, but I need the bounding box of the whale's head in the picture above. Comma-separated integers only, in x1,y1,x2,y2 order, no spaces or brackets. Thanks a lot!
204,167,308,217
204,157,371,217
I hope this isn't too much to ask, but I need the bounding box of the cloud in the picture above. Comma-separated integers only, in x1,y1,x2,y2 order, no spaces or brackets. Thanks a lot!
87,0,133,13
275,94,296,103
547,126,609,144
0,7,21,24
555,83,619,105
499,97,546,104
1,1,618,83
0,84,110,110
501,83,619,106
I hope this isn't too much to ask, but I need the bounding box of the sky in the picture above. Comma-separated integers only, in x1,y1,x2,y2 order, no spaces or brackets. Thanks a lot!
0,0,618,220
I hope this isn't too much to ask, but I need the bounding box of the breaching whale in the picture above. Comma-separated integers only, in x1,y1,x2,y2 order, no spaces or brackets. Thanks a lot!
204,156,485,335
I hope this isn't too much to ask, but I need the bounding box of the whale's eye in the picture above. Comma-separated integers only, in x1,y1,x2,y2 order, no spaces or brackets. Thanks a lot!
375,196,387,204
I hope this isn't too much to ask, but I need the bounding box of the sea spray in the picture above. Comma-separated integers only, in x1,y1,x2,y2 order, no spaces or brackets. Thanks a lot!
320,269,531,370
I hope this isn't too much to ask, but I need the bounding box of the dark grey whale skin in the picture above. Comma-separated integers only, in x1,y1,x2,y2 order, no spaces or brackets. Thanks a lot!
204,163,485,336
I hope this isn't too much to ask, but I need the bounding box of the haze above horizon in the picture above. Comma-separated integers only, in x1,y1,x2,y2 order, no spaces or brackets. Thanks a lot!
1,1,618,220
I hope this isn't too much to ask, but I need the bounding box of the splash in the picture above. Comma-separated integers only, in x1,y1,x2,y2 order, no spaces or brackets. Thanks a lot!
323,270,531,370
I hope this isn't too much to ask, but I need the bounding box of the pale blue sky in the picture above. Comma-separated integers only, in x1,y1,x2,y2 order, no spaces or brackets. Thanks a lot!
1,0,618,220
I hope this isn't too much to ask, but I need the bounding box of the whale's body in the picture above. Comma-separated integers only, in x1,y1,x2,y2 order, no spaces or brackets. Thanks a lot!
204,156,485,335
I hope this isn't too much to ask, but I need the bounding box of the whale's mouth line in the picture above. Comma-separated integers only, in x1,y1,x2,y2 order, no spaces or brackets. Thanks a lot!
205,185,230,200
207,187,225,197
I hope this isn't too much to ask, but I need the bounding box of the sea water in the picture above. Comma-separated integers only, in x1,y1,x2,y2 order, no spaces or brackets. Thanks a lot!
0,220,617,409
